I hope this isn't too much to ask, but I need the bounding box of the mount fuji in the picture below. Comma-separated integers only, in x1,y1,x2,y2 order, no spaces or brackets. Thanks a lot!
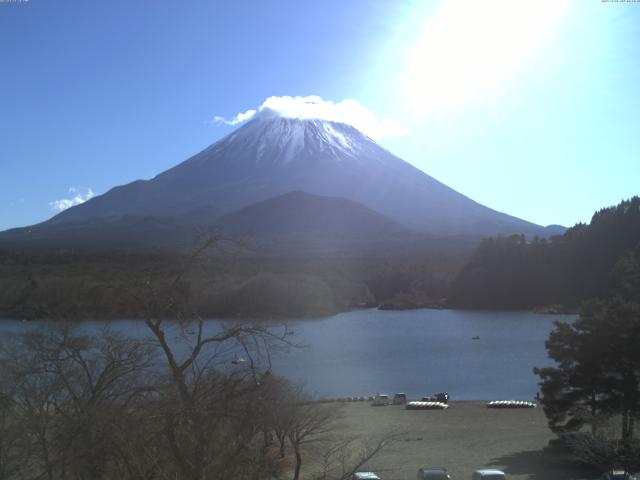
1,110,562,251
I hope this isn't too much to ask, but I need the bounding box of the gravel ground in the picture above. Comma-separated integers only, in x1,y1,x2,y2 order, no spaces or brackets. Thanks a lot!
318,401,594,480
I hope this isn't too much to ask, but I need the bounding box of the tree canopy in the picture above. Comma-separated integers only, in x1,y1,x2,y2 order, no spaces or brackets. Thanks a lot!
535,245,640,446
452,196,640,309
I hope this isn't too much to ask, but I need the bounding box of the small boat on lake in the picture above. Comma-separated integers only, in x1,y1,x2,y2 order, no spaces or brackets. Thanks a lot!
472,336,480,340
231,355,247,365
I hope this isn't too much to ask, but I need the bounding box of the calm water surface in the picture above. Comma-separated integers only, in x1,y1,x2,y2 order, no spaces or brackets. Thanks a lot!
0,308,576,400
276,308,576,400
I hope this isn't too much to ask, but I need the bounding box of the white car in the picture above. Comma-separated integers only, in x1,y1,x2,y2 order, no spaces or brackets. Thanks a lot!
353,472,381,480
472,469,506,480
372,394,390,406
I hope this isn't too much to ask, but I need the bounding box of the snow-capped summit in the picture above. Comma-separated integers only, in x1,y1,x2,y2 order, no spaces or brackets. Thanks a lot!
197,116,384,168
215,95,407,141
39,113,551,237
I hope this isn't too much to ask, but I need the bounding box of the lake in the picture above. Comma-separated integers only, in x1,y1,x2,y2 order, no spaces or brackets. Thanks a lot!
0,308,576,400
275,308,576,400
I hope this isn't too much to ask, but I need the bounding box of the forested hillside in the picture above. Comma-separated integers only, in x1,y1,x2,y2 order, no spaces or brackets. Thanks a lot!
0,250,463,319
451,197,640,309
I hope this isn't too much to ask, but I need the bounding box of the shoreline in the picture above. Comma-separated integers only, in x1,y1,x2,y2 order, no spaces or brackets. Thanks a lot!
0,305,579,322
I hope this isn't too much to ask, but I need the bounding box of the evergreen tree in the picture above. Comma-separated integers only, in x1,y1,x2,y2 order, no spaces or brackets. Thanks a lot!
452,196,640,309
535,247,640,441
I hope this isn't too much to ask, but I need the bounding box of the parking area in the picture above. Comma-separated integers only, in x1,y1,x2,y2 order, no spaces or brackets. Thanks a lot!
325,401,594,480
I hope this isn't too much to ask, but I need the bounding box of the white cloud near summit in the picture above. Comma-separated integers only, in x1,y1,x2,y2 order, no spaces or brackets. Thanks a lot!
213,108,257,126
50,187,96,212
214,95,407,141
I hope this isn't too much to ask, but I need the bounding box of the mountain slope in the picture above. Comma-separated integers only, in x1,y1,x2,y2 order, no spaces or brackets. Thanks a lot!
0,215,196,252
216,191,412,239
36,113,557,237
0,192,479,256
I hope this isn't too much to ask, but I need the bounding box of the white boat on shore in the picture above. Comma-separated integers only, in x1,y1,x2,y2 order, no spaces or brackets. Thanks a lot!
406,401,449,410
486,400,536,409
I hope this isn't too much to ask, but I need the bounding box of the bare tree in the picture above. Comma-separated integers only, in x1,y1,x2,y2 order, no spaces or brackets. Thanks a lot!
257,373,301,459
0,389,22,480
139,314,294,479
0,237,396,480
312,432,404,480
0,323,156,480
127,236,296,479
282,391,342,480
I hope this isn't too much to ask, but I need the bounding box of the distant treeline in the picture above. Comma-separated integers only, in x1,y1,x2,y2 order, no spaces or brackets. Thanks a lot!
7,197,638,319
451,196,640,309
0,250,464,320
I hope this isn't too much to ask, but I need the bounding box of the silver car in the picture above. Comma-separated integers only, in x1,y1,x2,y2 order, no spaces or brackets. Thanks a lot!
353,472,381,480
417,467,450,479
472,469,506,480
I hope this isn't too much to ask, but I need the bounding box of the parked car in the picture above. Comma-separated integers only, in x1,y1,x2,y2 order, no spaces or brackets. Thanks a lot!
417,467,450,479
372,394,390,406
393,393,407,404
600,470,639,480
421,392,449,404
353,472,381,480
436,392,449,403
472,469,506,480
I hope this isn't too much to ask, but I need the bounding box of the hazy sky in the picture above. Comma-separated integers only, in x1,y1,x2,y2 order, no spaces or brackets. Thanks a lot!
1,0,639,231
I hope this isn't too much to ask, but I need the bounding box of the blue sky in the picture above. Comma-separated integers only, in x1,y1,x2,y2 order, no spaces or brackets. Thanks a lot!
1,0,638,231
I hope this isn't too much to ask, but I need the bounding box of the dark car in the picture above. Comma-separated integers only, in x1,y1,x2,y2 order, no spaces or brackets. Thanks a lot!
417,467,450,480
434,392,449,404
393,393,407,404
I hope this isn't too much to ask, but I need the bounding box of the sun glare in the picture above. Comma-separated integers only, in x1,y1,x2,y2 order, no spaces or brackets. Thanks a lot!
400,0,572,114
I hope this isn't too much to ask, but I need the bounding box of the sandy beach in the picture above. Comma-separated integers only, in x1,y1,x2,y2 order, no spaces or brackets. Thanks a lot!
318,401,594,480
